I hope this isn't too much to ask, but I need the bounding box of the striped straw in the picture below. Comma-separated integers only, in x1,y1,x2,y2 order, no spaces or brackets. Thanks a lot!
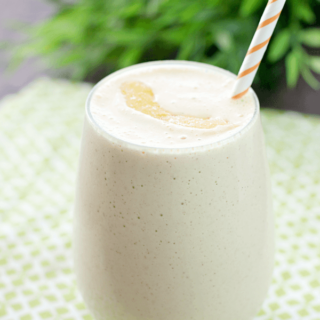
231,0,286,99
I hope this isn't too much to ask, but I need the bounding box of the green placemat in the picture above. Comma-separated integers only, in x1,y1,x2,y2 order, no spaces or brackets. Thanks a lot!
0,78,320,320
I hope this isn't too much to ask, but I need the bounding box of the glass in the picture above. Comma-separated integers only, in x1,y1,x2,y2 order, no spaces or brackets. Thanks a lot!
73,61,274,320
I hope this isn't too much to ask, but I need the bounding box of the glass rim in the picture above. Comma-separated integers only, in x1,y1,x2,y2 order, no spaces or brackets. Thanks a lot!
85,60,260,153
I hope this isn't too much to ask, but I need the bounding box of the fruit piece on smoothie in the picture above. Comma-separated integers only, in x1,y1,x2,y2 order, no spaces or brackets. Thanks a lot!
120,81,232,129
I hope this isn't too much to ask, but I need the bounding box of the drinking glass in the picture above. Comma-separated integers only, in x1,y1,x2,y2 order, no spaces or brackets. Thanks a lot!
73,61,274,320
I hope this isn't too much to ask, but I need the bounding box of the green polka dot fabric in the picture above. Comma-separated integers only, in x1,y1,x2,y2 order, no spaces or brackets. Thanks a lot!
0,78,319,320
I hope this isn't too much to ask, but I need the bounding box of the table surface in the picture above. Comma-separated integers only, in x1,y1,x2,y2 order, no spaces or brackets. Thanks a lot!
0,78,319,320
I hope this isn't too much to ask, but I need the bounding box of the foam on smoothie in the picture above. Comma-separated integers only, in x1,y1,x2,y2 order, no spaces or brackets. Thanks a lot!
90,64,255,148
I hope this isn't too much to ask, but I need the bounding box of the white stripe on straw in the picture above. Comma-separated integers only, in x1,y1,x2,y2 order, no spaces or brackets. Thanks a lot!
231,0,286,99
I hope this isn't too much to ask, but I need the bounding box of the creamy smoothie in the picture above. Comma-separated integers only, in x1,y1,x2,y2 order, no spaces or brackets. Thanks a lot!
89,63,255,148
74,61,274,320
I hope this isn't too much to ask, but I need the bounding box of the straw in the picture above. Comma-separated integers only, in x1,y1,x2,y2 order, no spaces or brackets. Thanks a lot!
231,0,287,99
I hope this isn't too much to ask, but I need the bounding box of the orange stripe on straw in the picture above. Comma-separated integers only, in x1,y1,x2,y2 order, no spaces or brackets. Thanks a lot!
268,0,278,4
237,62,261,79
258,11,281,29
232,88,249,100
246,37,271,55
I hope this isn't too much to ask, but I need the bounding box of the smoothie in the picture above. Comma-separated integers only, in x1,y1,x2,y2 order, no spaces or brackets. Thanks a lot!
73,61,274,320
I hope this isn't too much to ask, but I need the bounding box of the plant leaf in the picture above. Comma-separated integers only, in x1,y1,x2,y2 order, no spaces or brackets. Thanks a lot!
296,3,316,23
239,0,264,17
146,0,159,17
300,28,320,47
215,31,233,51
301,67,320,90
268,29,291,62
118,48,142,68
309,56,320,74
285,51,300,88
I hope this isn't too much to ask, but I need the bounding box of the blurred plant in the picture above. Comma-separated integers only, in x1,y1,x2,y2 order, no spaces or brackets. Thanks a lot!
10,0,320,90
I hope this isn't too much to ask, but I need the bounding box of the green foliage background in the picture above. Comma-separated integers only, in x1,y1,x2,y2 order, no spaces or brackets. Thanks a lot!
13,0,320,90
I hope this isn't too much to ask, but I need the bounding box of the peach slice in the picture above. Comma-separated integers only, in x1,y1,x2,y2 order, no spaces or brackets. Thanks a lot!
120,81,230,129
